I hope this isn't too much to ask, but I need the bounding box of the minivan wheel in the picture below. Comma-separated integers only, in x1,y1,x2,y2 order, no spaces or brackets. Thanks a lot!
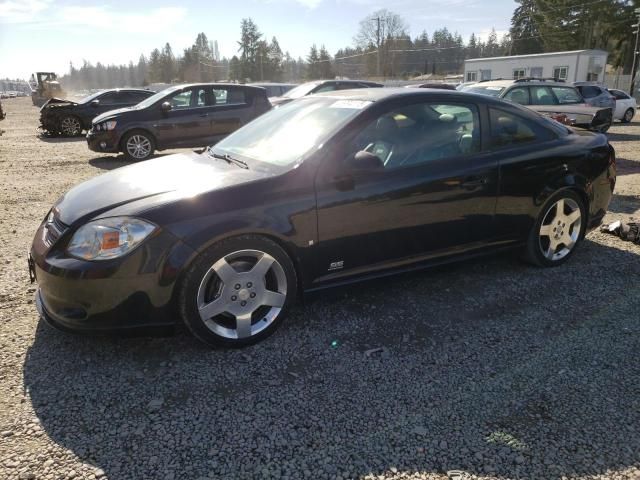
622,108,635,123
122,130,155,161
524,190,586,267
60,116,82,136
179,235,297,348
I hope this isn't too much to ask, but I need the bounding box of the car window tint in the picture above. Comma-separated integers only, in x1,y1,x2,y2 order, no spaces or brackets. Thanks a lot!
350,102,480,169
551,87,582,104
611,90,628,100
489,108,553,149
99,92,120,105
315,83,338,93
529,86,557,105
580,86,601,98
120,91,149,103
169,90,193,109
503,87,530,105
213,88,246,105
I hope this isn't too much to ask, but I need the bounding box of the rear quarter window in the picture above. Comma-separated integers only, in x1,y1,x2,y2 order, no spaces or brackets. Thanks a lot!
488,107,555,149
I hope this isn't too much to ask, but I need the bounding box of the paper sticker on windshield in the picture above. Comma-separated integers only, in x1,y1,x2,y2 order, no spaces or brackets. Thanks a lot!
486,87,503,91
330,100,371,109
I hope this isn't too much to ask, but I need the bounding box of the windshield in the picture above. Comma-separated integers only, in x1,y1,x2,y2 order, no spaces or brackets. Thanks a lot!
134,85,181,109
283,82,321,99
77,90,105,104
464,85,505,97
211,97,370,168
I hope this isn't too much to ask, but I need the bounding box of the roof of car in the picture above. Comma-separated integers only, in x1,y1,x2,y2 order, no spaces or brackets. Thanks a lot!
469,79,574,89
311,87,493,103
165,83,266,91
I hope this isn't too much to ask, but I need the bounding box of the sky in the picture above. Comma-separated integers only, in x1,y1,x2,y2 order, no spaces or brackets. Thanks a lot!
0,0,516,80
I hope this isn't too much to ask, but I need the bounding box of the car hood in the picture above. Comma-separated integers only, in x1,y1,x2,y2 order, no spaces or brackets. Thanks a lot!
40,97,78,111
92,106,135,124
54,151,271,225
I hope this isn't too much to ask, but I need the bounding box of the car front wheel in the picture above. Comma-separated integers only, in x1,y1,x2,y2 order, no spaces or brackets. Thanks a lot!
122,130,155,161
60,116,82,136
179,235,297,347
524,190,586,267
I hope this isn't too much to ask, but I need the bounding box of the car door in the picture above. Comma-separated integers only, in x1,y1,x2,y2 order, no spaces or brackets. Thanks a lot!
203,86,253,143
313,98,498,281
153,87,219,147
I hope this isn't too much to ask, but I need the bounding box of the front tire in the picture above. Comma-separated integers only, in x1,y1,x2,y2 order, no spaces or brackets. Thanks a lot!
122,130,155,161
178,235,298,348
622,108,635,124
524,190,586,267
60,116,82,136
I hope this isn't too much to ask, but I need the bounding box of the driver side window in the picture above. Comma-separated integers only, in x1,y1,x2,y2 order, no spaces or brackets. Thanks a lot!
169,89,193,109
348,102,480,170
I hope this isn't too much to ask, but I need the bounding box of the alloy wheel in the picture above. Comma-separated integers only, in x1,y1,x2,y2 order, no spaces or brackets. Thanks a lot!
61,117,81,136
538,197,582,261
126,135,152,159
196,249,287,340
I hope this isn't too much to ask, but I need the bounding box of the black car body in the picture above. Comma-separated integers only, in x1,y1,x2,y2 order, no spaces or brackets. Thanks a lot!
31,89,616,347
40,89,155,136
269,80,383,106
86,83,271,161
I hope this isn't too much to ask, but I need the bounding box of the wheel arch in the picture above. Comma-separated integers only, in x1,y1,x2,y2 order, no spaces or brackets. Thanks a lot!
169,229,307,315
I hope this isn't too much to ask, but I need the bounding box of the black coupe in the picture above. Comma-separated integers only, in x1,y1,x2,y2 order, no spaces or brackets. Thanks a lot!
30,89,616,347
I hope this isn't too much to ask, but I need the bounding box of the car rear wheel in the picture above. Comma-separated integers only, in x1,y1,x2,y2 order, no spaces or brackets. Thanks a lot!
60,116,82,136
179,235,297,347
622,108,635,123
524,190,586,267
122,130,155,161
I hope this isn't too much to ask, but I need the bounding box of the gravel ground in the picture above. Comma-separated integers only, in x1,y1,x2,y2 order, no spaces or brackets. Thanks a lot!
1,97,639,480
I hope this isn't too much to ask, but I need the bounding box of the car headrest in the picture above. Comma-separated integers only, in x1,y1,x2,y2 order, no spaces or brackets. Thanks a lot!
438,113,455,123
497,116,518,135
375,116,398,137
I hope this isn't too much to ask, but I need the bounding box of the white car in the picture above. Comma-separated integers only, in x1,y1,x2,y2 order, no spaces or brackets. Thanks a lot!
609,89,637,123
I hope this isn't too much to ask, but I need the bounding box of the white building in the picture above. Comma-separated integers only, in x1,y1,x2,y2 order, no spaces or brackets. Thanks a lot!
464,49,608,83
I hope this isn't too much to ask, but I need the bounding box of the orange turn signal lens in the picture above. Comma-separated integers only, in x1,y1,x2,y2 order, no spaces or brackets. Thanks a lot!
101,231,120,249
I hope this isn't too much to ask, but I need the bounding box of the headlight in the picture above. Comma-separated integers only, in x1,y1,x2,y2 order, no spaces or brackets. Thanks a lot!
102,120,117,130
67,217,156,261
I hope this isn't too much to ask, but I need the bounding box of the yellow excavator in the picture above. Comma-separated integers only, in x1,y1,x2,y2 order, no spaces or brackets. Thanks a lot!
30,72,65,107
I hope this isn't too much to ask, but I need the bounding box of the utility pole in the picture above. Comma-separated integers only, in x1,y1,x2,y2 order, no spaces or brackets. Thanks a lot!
376,16,381,78
630,8,640,96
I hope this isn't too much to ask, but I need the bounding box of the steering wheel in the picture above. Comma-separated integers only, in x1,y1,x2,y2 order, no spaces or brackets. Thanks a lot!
364,141,394,166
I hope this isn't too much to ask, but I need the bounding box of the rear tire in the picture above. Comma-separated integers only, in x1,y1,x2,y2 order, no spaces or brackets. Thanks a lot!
122,130,155,161
523,189,586,267
178,235,298,348
622,108,635,124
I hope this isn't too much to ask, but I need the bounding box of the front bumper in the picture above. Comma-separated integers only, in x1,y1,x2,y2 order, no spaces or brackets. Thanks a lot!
30,217,196,333
87,129,120,153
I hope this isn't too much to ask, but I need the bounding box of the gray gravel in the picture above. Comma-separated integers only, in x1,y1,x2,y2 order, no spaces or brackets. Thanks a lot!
1,97,640,479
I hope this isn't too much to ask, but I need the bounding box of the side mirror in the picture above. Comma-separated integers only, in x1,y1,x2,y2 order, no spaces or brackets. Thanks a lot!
90,99,100,107
351,150,384,170
161,101,172,112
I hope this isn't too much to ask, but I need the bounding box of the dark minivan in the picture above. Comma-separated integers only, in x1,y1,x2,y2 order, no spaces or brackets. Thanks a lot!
87,83,271,160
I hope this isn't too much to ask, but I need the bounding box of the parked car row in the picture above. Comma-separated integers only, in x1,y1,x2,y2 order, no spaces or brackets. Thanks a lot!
460,78,637,128
34,78,636,164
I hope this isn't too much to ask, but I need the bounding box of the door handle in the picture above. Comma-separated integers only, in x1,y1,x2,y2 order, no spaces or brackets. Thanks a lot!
199,113,209,117
460,176,488,190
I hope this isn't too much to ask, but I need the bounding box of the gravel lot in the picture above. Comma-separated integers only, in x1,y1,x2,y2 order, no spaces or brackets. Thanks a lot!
1,97,639,480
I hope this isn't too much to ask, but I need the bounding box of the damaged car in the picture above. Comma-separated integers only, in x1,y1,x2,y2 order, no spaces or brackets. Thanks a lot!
40,89,155,137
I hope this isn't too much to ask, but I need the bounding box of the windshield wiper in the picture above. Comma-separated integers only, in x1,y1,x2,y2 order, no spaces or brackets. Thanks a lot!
207,148,249,169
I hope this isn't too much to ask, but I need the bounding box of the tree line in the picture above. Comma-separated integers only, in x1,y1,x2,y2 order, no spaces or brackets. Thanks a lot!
59,1,636,90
